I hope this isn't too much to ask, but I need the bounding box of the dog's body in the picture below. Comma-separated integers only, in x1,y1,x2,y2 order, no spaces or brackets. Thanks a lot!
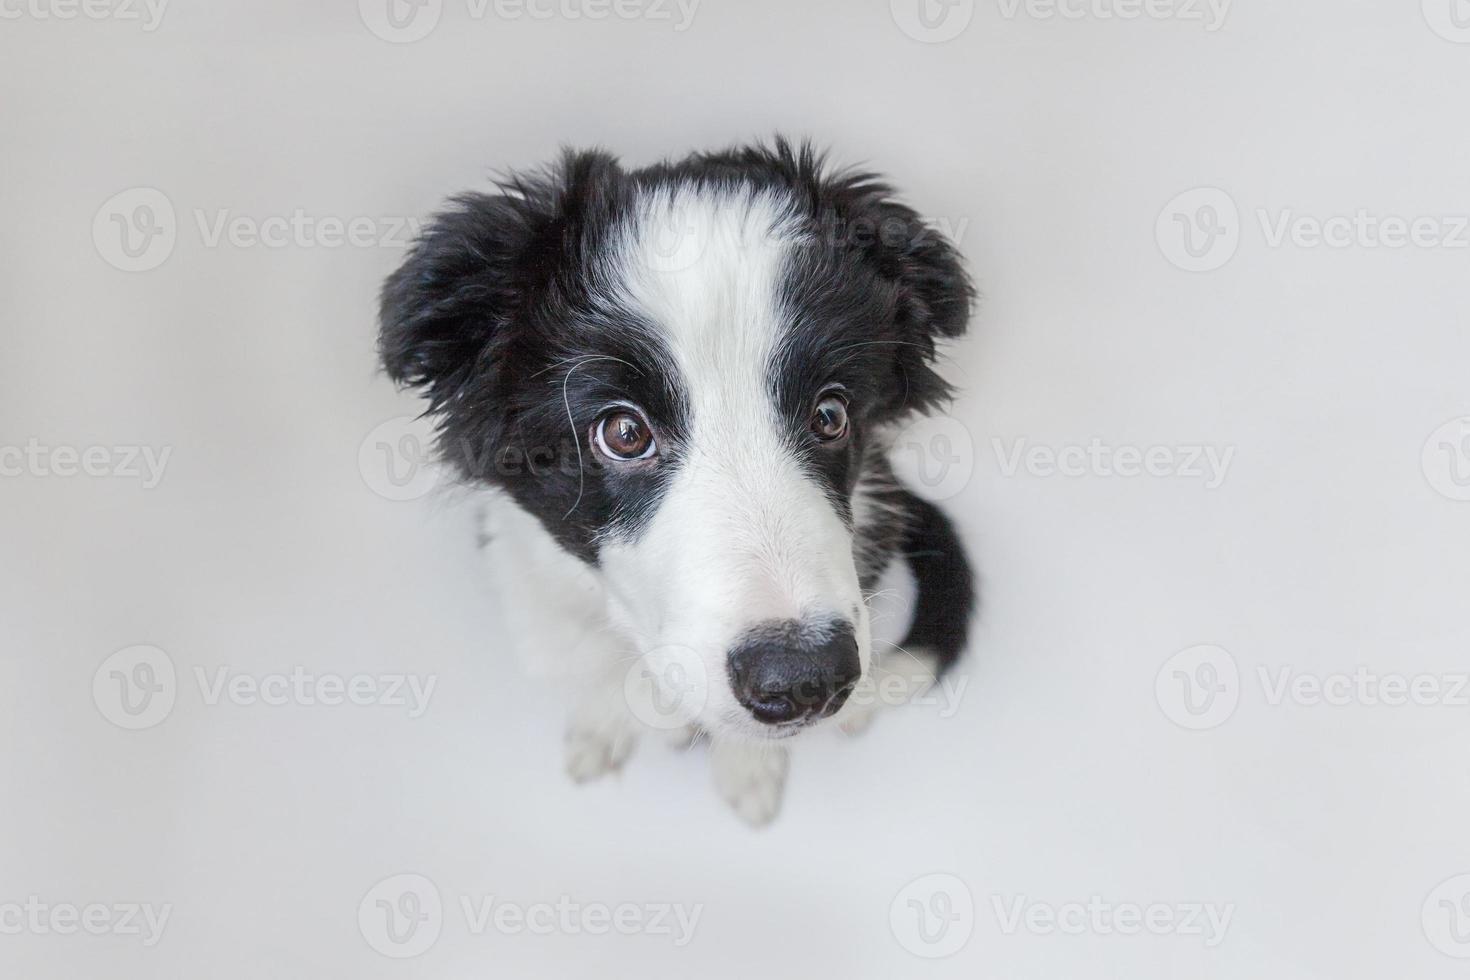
380,141,975,824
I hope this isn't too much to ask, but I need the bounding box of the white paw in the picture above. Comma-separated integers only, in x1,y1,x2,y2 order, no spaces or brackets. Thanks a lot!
564,724,635,783
710,741,789,827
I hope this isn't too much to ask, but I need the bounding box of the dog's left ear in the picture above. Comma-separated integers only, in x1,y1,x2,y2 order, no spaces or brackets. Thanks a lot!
889,213,973,344
377,149,620,414
827,175,975,411
377,190,537,412
850,190,974,345
377,150,620,479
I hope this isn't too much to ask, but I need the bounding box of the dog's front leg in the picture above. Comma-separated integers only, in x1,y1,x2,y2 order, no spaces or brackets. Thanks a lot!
564,669,640,784
710,739,789,827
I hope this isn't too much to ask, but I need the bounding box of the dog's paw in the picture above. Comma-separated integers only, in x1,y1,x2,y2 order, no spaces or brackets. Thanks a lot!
710,741,789,827
564,724,636,784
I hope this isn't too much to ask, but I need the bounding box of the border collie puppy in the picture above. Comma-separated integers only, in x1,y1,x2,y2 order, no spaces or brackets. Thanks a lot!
379,140,975,825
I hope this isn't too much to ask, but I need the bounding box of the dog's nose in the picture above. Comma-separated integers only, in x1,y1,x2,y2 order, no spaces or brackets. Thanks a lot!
727,619,861,726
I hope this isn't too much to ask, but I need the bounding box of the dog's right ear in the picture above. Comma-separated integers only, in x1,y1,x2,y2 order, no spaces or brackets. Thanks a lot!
377,149,619,411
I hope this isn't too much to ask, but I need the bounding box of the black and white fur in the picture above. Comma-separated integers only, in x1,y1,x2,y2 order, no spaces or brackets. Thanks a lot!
379,140,975,825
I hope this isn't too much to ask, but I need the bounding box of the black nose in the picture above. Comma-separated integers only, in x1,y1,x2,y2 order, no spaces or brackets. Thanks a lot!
728,619,861,726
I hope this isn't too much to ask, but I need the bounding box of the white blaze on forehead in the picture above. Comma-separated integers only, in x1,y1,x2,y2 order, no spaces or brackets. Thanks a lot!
615,184,805,413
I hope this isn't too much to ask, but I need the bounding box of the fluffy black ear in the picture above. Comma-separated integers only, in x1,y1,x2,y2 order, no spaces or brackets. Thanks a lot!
377,149,619,413
815,162,975,413
888,206,973,343
378,192,534,412
837,178,975,345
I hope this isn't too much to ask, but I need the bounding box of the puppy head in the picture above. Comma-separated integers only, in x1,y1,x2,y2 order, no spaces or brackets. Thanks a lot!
380,140,972,739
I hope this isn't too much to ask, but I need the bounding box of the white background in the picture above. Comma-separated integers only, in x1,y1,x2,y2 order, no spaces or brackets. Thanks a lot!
3,0,1469,977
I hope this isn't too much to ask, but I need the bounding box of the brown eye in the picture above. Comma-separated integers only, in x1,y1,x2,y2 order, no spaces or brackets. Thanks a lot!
593,408,656,461
811,392,849,443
